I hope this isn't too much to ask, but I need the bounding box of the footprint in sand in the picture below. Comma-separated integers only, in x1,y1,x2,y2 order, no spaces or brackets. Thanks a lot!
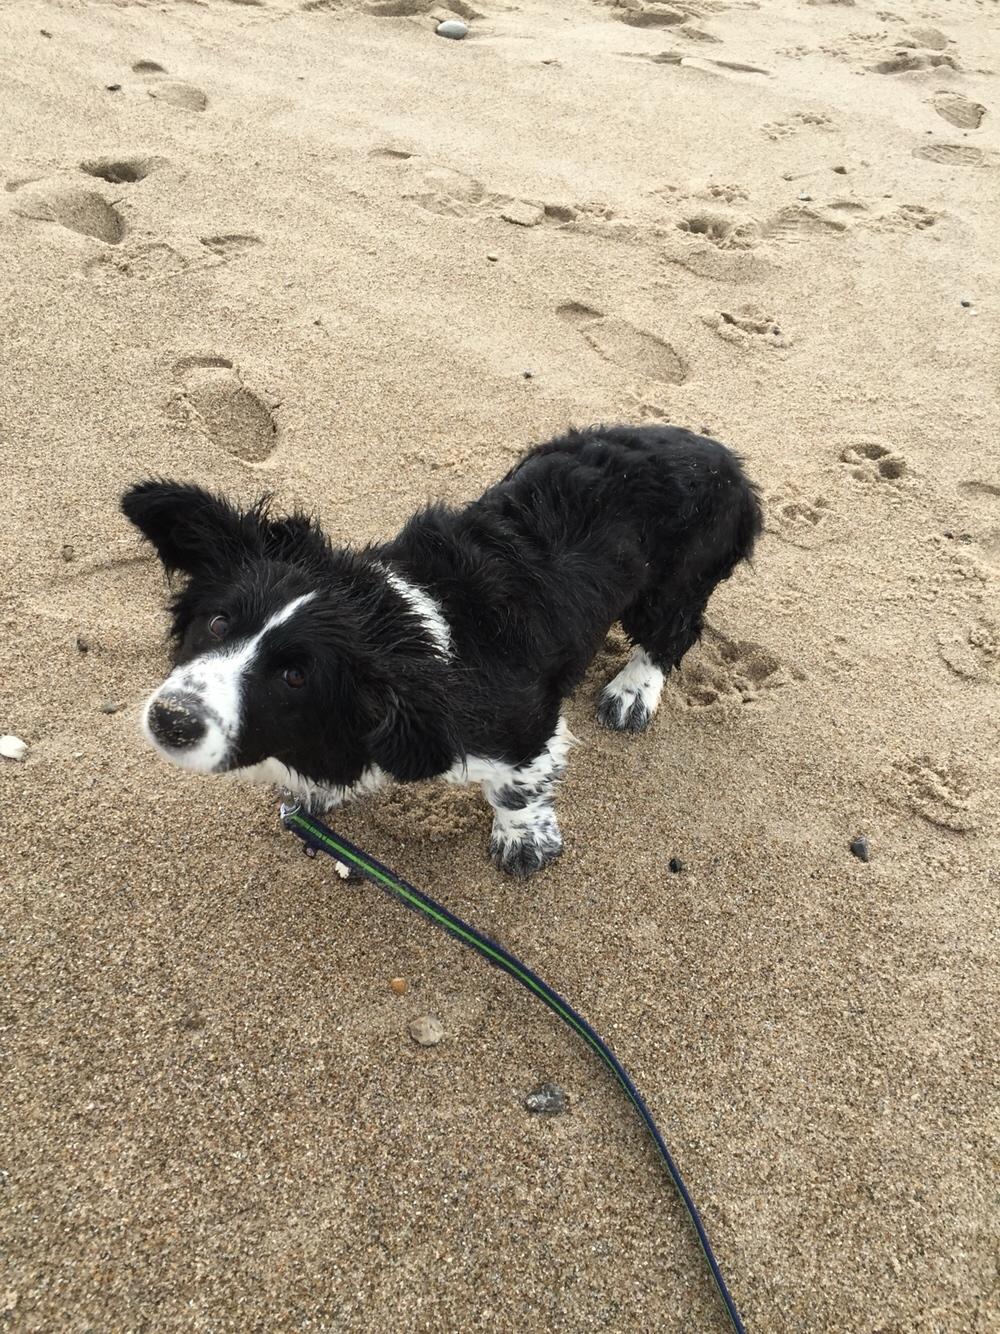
958,480,1000,565
959,480,1000,503
12,182,125,244
871,50,959,74
762,111,835,139
79,155,163,184
132,58,208,111
674,625,800,709
760,205,848,243
626,49,772,77
666,201,845,280
764,488,845,549
87,241,189,281
891,755,983,833
930,91,986,129
557,303,688,386
676,210,760,251
870,202,941,232
702,304,791,349
611,3,686,28
938,617,999,685
403,166,562,228
327,0,481,14
913,142,984,167
200,233,263,258
148,81,209,112
175,356,278,463
839,440,910,486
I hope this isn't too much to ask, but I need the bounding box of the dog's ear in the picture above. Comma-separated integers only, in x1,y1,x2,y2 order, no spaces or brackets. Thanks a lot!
121,480,266,575
367,682,457,783
261,511,331,567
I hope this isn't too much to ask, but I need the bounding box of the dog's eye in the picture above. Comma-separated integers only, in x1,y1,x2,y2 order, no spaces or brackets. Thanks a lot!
208,615,229,639
283,665,307,689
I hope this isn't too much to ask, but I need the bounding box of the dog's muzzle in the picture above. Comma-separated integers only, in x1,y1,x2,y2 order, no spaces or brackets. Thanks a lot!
147,693,208,751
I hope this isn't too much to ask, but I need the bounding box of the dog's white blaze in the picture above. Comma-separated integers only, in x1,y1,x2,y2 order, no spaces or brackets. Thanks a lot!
143,591,316,772
600,648,665,725
378,566,451,658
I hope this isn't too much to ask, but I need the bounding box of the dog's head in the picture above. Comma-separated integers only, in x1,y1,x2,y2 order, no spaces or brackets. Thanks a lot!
121,480,457,793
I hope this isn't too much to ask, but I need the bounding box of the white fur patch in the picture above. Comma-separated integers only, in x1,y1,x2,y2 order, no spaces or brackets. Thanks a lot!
599,648,665,729
378,566,451,658
236,756,389,810
444,716,577,789
466,718,574,876
143,591,316,772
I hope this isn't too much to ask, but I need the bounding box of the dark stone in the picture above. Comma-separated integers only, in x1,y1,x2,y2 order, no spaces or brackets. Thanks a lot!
100,701,122,715
668,857,684,873
850,836,870,863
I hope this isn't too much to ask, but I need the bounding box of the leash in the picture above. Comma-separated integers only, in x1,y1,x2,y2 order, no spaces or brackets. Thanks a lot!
280,802,746,1333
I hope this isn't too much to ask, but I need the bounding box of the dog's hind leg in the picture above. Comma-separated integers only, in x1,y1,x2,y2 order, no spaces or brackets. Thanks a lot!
481,719,573,878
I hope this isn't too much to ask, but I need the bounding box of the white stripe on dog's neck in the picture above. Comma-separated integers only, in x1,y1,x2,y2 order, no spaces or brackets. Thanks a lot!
377,565,451,658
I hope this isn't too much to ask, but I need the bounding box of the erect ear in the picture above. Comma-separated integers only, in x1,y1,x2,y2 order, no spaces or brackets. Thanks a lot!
367,681,458,783
260,511,331,567
120,480,266,576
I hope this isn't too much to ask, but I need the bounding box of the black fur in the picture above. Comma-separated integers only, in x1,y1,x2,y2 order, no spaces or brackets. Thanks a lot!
123,424,762,797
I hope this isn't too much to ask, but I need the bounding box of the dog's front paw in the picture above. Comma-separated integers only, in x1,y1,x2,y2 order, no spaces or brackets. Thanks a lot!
596,686,652,733
489,818,563,879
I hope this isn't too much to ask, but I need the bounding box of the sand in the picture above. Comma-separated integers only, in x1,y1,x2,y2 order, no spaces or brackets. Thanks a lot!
1,0,998,1329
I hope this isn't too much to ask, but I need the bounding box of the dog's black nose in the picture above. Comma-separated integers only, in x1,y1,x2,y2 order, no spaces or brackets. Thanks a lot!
148,695,206,750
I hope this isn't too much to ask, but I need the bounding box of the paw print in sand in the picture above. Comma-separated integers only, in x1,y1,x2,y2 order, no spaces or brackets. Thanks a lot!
839,440,910,486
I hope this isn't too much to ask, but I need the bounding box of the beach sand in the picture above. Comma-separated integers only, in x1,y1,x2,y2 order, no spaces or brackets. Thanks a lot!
1,0,998,1328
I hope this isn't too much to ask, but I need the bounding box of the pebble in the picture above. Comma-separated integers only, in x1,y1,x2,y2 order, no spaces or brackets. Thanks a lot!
76,635,91,653
832,165,848,174
797,192,813,202
389,977,408,995
522,370,534,379
524,1082,568,1115
0,736,27,761
100,701,122,714
960,299,972,308
409,1014,444,1046
668,857,684,873
850,836,871,863
106,84,122,93
501,201,545,228
486,252,499,262
61,543,75,562
435,19,468,39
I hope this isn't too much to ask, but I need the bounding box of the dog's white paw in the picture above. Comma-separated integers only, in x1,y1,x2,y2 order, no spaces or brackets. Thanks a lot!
597,649,664,732
489,810,563,878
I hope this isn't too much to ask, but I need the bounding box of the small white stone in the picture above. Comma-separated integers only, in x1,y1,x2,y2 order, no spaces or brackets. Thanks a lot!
501,200,545,227
436,19,468,38
0,735,27,761
409,1014,445,1046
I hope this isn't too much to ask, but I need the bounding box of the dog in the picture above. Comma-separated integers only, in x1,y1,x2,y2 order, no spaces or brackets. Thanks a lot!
122,424,762,877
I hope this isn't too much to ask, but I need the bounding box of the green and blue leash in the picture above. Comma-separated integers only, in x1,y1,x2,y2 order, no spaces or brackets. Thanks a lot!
281,802,746,1333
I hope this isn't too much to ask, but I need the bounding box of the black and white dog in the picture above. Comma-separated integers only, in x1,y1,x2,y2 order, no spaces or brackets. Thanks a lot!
122,425,762,877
